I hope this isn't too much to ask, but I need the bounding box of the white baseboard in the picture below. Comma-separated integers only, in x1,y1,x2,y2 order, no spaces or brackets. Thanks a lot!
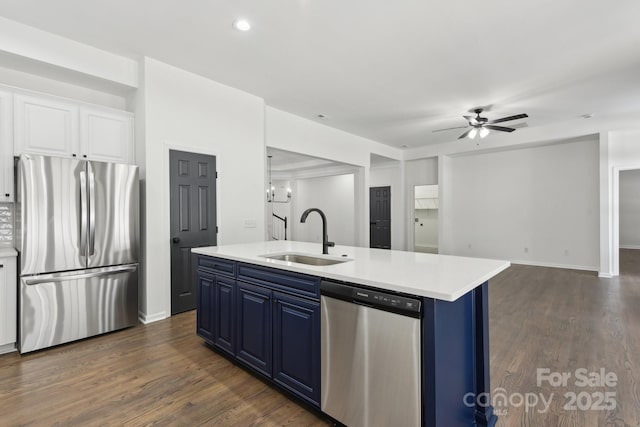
415,244,438,249
620,245,640,250
598,272,614,278
138,310,168,324
0,342,17,355
510,259,598,272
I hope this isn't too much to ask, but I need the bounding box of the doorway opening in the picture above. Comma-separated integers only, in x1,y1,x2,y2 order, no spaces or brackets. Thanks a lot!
414,185,438,254
619,169,640,276
169,150,217,315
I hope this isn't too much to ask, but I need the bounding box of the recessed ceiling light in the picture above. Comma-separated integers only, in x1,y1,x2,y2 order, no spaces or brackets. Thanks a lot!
581,113,594,119
401,145,408,148
316,114,327,119
233,19,251,32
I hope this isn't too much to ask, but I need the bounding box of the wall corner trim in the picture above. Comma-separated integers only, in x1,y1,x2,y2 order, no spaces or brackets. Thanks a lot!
138,310,168,324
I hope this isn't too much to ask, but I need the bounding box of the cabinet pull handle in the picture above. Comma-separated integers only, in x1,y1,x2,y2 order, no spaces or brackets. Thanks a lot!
4,193,8,197
0,265,4,268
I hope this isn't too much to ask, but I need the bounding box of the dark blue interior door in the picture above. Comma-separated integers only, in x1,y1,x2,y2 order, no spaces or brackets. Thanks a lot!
236,281,272,377
170,150,217,315
370,186,391,249
273,291,320,406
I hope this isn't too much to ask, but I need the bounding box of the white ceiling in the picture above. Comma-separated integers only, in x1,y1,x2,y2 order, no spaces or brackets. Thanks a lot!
1,0,640,149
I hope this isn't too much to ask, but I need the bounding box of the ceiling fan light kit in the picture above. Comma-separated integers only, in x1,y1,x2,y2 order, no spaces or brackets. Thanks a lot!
434,108,528,141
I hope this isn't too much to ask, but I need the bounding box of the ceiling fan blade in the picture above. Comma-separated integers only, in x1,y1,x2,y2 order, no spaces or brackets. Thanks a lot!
484,125,515,132
458,129,473,139
463,115,478,125
432,125,469,133
486,113,528,124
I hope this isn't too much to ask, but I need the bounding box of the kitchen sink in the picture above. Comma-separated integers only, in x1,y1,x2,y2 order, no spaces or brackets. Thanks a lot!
260,253,351,266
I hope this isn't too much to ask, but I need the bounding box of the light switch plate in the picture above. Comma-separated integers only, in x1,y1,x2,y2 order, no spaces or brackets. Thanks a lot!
244,219,257,228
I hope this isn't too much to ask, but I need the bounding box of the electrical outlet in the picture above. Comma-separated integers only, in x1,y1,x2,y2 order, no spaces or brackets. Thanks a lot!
524,247,529,253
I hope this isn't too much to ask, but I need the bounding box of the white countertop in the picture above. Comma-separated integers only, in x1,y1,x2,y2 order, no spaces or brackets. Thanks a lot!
192,241,510,301
0,247,17,257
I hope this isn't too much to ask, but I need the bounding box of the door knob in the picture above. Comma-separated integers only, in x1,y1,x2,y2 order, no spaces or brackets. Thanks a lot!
172,237,180,244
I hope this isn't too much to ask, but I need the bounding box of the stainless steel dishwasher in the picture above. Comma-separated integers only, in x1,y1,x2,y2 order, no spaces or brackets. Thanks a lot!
320,280,422,427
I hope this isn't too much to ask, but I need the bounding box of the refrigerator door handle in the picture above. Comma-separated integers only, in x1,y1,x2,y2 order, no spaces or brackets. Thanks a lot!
80,170,88,256
88,163,96,256
23,265,138,285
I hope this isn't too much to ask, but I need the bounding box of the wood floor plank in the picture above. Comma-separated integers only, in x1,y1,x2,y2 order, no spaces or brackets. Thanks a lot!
1,250,639,425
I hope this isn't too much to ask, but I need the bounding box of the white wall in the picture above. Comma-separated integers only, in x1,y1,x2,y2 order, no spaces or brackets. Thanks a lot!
370,164,404,250
0,65,128,110
266,107,401,167
0,16,138,90
620,169,640,249
138,57,265,322
292,174,356,247
600,130,640,276
444,137,600,270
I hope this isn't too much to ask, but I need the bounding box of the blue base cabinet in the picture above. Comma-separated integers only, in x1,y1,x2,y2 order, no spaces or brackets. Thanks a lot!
197,255,498,426
196,270,236,357
273,291,320,406
212,276,236,356
196,256,321,409
236,281,272,377
196,270,215,342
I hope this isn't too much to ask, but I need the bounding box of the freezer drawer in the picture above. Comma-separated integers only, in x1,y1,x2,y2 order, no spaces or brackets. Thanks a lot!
19,264,138,353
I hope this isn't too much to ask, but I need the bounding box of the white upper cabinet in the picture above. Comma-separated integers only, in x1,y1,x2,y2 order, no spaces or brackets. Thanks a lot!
14,93,80,158
80,106,134,163
0,90,13,202
13,91,134,164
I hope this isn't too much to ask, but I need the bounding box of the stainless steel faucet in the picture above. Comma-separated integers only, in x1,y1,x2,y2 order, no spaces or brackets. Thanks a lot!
300,208,335,254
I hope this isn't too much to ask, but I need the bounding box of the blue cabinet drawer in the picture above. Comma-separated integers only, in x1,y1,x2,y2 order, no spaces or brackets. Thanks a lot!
237,263,320,300
197,256,236,278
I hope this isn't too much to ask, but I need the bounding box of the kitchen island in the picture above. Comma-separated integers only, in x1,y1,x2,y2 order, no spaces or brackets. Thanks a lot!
192,241,509,427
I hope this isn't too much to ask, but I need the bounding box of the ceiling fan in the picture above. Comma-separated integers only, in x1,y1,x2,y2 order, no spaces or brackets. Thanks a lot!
433,108,528,140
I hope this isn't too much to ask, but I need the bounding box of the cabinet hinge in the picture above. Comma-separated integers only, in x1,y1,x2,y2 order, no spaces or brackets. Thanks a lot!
216,171,218,179
216,226,219,233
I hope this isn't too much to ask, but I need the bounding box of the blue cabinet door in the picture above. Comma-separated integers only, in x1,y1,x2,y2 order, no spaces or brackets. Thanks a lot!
236,281,272,377
196,270,215,342
213,276,236,356
273,292,320,407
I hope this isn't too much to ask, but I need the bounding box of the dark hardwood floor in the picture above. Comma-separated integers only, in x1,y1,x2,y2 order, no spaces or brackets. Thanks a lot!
1,250,639,426
490,249,640,426
0,311,330,426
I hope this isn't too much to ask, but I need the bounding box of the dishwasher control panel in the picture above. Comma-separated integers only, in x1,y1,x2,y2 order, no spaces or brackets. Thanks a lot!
321,280,421,318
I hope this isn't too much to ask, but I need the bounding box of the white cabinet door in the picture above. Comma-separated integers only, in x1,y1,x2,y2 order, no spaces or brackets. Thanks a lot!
14,93,80,158
0,90,13,202
80,107,134,164
0,256,17,351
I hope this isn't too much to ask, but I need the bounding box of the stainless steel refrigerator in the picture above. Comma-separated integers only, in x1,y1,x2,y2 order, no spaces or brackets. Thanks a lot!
16,154,139,353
